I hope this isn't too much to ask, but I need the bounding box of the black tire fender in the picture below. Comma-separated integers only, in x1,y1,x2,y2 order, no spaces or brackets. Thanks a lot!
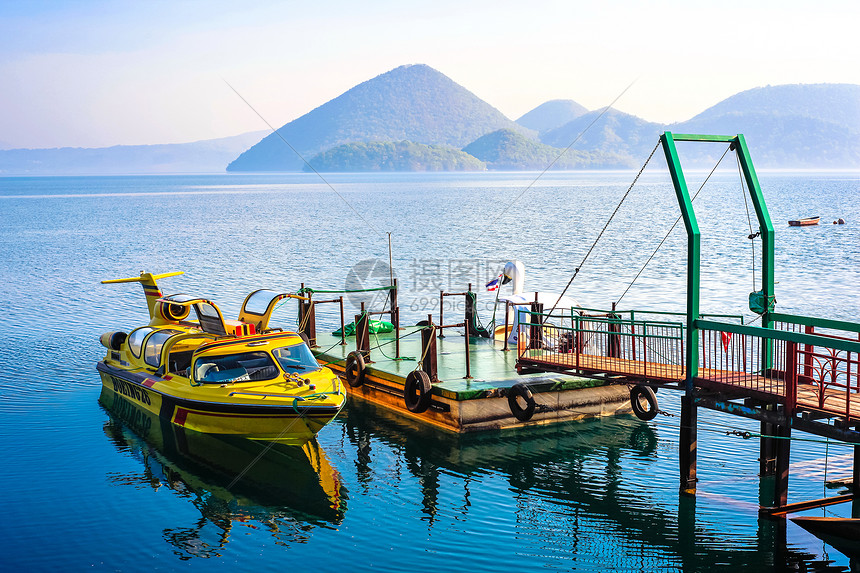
404,370,432,413
630,385,658,421
507,383,536,422
345,351,366,388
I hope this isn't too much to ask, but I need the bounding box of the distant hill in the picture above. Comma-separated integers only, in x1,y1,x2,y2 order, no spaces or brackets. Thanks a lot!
228,64,533,172
516,100,589,134
3,74,859,174
672,84,860,168
683,84,860,128
463,129,632,170
540,109,664,163
307,140,486,172
0,131,267,175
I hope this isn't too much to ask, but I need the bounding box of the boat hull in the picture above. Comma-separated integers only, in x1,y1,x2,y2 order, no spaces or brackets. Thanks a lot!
97,363,343,446
788,217,820,226
792,516,860,558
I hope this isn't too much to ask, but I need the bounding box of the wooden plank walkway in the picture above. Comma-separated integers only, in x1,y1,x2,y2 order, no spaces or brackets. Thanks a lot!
519,349,860,420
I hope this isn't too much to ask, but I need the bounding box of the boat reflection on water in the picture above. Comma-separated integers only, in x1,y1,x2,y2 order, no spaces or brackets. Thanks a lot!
99,387,346,559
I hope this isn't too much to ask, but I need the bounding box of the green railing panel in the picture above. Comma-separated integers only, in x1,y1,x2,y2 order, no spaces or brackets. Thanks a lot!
770,312,860,335
696,319,860,354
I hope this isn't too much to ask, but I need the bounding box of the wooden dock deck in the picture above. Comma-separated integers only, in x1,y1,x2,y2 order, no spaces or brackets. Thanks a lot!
519,347,860,419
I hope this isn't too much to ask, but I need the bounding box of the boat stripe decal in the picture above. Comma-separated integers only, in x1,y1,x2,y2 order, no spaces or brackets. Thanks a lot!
98,361,342,416
172,410,313,420
174,408,188,426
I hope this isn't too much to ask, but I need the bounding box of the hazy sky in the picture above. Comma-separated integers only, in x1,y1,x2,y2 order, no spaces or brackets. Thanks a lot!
1,0,858,149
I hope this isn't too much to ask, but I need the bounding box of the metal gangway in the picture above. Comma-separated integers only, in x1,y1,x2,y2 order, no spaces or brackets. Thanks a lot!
515,132,860,516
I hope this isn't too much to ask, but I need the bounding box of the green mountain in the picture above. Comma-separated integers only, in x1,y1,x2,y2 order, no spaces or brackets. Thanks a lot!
306,140,486,172
672,84,860,167
516,100,588,134
3,76,858,174
463,129,632,170
227,64,532,172
683,84,860,127
540,109,664,163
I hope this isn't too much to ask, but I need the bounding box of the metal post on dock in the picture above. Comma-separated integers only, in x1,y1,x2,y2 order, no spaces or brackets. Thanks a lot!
774,422,791,508
356,302,371,362
679,394,697,496
529,300,544,350
298,289,318,347
394,306,401,359
338,296,346,345
439,290,445,338
853,443,860,518
420,314,438,382
760,403,777,477
608,302,621,358
503,301,510,352
464,316,472,379
393,278,400,359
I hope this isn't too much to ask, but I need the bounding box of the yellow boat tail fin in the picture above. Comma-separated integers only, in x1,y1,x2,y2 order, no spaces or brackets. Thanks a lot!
101,271,184,319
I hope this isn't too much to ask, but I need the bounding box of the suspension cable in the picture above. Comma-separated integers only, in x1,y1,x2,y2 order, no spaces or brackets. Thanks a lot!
615,144,733,306
736,151,757,290
543,140,661,321
223,78,383,237
482,79,637,234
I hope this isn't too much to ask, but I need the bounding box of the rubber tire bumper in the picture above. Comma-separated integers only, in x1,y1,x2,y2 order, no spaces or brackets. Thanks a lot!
507,383,536,422
345,351,366,388
630,385,658,421
404,370,432,413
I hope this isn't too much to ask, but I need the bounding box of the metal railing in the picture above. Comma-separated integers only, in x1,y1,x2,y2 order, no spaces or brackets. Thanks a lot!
516,310,686,383
516,308,860,420
697,317,860,420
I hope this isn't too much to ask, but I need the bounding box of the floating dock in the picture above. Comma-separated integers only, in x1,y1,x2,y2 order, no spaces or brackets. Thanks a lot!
312,327,631,433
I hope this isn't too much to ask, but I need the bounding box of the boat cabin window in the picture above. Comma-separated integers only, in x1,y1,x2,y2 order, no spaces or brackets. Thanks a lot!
143,329,182,368
127,327,155,358
193,351,279,384
243,289,278,316
195,302,227,336
272,343,319,373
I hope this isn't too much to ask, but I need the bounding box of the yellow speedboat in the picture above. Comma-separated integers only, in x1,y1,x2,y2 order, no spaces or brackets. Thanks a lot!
96,271,346,445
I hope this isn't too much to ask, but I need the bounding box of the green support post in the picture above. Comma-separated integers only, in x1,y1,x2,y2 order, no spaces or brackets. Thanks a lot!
660,132,701,390
661,131,778,497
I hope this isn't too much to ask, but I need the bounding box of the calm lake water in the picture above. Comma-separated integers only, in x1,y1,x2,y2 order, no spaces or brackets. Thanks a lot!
1,164,859,571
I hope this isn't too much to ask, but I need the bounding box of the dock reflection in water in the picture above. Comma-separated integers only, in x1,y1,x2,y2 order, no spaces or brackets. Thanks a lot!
339,400,844,572
99,388,346,559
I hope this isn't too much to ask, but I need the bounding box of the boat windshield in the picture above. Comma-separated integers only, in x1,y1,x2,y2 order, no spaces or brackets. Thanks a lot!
272,343,319,373
193,351,279,384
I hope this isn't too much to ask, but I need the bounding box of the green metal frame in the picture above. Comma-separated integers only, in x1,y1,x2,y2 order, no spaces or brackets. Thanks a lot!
660,132,775,390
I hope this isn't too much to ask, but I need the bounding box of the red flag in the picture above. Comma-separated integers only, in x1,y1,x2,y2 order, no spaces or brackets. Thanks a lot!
721,331,732,353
